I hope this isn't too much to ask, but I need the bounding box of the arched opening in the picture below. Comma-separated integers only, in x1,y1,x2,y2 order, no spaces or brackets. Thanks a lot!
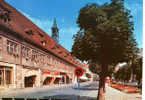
66,75,70,84
43,77,53,85
54,77,61,84
24,75,36,88
60,76,65,84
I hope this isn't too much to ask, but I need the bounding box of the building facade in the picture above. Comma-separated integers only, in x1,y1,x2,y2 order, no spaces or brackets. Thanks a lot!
0,0,84,90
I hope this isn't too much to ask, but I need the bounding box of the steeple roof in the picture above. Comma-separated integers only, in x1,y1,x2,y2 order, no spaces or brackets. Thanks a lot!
52,18,57,28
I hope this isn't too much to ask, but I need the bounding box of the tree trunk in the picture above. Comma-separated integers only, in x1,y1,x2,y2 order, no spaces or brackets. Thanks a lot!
103,83,106,93
97,64,108,100
97,74,106,100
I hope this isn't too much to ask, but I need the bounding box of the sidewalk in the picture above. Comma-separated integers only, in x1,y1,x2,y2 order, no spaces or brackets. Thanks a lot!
105,85,142,100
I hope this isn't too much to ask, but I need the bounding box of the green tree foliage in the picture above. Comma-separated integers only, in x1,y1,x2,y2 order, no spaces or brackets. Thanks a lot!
132,56,142,83
114,54,142,84
71,0,137,100
114,64,131,82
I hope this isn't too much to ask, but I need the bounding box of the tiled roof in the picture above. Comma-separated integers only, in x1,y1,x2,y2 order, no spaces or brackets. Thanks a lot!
0,0,82,67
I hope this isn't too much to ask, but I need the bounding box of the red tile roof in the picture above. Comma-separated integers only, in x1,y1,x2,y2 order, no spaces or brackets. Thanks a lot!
0,0,83,67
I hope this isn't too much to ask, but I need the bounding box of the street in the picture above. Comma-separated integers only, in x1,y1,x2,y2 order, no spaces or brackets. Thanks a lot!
0,82,99,100
0,82,142,100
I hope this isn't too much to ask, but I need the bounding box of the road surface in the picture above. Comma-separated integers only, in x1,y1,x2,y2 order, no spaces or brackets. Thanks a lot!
0,82,99,100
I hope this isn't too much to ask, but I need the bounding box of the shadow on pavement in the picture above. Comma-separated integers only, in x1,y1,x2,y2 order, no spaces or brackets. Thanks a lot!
43,94,97,100
73,87,98,90
72,83,99,91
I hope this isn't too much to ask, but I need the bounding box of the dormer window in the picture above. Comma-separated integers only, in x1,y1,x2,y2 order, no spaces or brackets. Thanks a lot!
37,32,44,37
41,40,46,46
25,29,33,36
51,47,56,49
58,51,62,54
0,6,11,23
56,45,59,49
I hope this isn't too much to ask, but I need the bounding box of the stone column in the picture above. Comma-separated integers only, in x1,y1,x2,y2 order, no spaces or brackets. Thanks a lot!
13,65,16,88
21,67,24,88
4,67,6,87
38,69,41,87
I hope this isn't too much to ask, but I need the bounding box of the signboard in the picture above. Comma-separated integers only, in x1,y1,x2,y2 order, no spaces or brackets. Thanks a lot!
42,71,59,75
42,71,50,74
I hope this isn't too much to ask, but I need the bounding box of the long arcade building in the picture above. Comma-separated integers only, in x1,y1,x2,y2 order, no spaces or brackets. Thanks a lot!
0,0,83,89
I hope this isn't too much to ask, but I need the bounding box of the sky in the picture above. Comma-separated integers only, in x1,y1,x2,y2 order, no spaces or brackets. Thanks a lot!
6,0,143,51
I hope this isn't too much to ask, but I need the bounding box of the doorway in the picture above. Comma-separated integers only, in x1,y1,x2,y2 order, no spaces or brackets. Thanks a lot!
43,77,52,85
24,75,36,87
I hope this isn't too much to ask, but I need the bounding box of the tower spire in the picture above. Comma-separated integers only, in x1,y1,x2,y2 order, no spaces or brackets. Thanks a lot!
51,18,59,43
53,18,57,28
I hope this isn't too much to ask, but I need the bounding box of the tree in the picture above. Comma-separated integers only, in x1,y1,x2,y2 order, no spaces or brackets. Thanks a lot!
132,55,142,84
71,0,137,100
114,64,132,82
114,54,142,85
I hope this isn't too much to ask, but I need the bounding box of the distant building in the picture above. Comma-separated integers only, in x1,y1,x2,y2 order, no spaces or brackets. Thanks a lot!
0,0,87,90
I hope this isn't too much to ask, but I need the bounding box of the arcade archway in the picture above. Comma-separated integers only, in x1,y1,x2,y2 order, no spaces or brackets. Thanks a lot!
24,75,36,88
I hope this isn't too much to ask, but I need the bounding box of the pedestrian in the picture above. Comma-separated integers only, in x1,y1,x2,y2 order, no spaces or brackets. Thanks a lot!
138,82,142,94
78,79,80,90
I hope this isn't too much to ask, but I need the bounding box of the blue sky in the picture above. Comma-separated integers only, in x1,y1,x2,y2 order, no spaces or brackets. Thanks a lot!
6,0,143,51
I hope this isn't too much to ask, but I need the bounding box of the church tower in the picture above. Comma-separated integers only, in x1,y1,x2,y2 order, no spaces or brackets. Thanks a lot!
51,19,59,43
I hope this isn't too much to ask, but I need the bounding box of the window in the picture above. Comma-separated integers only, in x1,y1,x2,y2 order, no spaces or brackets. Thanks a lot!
0,67,4,86
25,29,33,36
32,50,38,61
5,70,11,84
0,67,12,86
7,40,18,55
14,44,18,54
41,40,46,46
6,40,10,52
22,46,30,58
37,32,44,37
0,6,11,23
